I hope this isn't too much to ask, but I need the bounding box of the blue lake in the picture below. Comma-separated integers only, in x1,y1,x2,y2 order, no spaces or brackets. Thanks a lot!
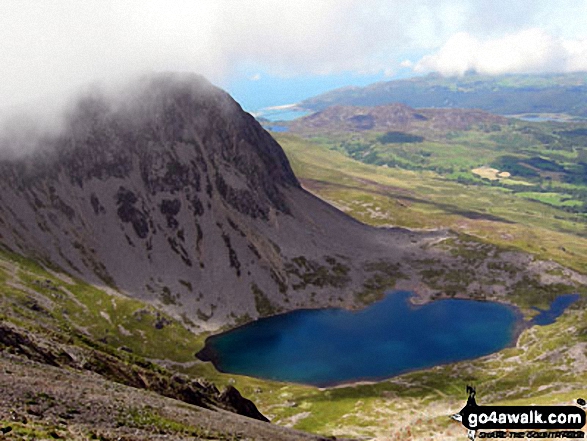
531,294,580,326
198,292,577,387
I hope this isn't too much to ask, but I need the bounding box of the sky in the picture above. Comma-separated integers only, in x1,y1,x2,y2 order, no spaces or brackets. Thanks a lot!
1,0,587,112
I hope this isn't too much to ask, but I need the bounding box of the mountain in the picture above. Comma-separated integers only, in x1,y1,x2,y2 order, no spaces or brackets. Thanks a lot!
299,72,587,116
0,73,437,330
0,313,346,439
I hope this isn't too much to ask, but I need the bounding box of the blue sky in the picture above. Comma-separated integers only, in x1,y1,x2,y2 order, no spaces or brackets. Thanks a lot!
1,0,586,113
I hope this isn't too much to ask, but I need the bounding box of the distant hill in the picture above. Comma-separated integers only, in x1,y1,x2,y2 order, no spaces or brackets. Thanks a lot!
300,72,587,116
289,103,507,133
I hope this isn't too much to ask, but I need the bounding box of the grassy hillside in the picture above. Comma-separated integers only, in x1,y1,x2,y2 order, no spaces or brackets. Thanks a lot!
288,109,587,216
248,132,587,438
0,247,330,440
276,132,587,274
151,130,587,439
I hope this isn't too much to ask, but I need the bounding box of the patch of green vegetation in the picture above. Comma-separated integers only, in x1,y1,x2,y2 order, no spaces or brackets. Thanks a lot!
0,421,65,440
0,247,206,363
510,275,587,308
159,286,180,305
251,282,280,316
276,133,587,273
378,131,424,144
517,191,583,208
419,267,472,296
284,255,351,290
232,313,253,326
355,260,405,304
439,235,502,264
116,406,220,438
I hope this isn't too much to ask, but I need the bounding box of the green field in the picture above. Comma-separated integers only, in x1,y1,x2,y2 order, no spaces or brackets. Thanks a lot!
290,119,587,216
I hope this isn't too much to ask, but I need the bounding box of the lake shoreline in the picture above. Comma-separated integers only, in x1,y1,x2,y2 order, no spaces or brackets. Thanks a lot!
197,291,548,388
196,290,581,388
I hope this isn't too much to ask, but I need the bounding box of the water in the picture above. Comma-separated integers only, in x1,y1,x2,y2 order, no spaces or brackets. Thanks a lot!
199,292,580,387
257,108,311,122
199,292,525,387
530,294,580,326
509,114,587,123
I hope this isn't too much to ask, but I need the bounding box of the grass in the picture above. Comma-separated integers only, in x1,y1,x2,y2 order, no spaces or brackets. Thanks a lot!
276,133,587,273
198,300,586,438
0,232,583,438
0,246,206,363
517,191,583,207
291,115,587,215
220,132,587,437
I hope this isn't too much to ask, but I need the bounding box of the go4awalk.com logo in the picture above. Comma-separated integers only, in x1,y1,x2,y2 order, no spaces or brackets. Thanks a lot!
451,386,586,440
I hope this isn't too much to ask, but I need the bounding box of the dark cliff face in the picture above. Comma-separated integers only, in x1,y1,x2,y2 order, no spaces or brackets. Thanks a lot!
0,74,468,330
9,74,299,220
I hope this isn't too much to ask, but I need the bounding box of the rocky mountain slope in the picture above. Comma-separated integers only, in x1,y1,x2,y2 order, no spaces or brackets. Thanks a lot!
0,73,586,440
0,320,339,440
0,73,583,333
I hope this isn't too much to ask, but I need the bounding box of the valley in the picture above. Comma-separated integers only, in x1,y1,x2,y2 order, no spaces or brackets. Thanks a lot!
278,103,587,275
3,0,587,438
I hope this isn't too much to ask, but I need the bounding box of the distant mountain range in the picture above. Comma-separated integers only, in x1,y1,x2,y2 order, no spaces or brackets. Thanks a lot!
300,72,587,117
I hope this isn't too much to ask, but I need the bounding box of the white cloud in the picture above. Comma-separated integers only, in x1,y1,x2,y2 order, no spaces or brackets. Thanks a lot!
414,29,587,76
0,0,586,110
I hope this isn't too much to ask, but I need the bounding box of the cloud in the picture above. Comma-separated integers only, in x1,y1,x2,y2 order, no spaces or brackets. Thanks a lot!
414,29,587,76
0,0,586,111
